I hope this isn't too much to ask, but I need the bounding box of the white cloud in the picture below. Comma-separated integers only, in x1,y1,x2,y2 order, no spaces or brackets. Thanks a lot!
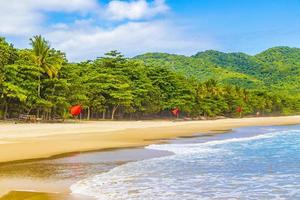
0,0,99,35
46,20,217,61
0,2,40,35
33,0,99,12
105,0,169,20
0,0,217,61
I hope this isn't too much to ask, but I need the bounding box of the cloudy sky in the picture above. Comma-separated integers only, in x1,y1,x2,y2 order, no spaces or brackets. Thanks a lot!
1,0,300,61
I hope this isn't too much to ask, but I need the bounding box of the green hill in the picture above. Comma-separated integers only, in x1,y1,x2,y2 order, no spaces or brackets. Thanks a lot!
255,47,300,93
134,53,264,89
135,47,300,94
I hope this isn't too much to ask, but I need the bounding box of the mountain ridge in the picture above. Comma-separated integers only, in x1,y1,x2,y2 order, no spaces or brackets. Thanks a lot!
134,46,300,94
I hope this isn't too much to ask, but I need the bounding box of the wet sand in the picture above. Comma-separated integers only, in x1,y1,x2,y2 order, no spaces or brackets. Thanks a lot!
0,147,173,199
0,191,71,200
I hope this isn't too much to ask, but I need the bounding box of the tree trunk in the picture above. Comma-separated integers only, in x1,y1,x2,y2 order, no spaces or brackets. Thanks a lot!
37,75,41,97
27,107,32,115
37,109,40,118
47,110,50,120
102,109,106,120
111,104,119,120
87,106,90,120
36,74,41,118
42,110,45,120
3,102,8,120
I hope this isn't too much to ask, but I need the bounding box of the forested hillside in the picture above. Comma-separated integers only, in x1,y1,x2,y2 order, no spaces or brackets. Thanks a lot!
135,52,264,89
0,36,299,120
136,47,300,93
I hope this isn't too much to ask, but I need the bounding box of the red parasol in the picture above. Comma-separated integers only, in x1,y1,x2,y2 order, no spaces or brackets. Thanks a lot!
171,108,180,118
70,105,82,116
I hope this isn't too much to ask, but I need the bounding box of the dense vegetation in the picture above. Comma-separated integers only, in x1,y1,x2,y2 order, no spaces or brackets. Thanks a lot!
0,36,299,120
136,47,300,93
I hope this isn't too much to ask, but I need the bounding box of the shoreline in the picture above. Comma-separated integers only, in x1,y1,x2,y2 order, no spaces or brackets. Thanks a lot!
0,116,299,164
0,120,299,199
0,146,175,199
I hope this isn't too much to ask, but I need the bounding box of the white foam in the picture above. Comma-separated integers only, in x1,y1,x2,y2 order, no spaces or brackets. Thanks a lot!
70,129,300,200
147,130,300,155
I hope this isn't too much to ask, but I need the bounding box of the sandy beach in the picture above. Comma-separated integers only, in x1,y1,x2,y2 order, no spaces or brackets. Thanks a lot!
0,116,299,164
0,116,300,199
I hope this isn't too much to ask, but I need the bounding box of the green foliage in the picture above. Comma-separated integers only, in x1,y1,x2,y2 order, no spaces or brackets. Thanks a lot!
135,52,264,89
136,47,300,93
30,35,65,78
0,36,299,120
0,37,16,67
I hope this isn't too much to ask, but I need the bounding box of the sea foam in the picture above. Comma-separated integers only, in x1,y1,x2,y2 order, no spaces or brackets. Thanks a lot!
71,128,300,200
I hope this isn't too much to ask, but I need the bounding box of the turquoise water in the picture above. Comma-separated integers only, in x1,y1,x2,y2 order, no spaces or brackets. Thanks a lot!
71,125,300,200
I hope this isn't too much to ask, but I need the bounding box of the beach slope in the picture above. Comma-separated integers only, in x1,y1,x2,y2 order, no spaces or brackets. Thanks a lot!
0,116,299,163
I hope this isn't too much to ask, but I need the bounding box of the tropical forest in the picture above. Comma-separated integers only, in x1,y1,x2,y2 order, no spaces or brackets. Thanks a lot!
0,36,299,120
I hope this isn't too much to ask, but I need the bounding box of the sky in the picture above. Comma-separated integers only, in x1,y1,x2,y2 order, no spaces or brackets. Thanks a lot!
1,0,300,61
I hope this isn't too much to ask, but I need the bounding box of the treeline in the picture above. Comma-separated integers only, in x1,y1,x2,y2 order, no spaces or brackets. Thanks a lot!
136,47,300,93
0,36,299,120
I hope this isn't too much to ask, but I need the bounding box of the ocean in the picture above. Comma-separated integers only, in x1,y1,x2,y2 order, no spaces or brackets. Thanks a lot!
71,125,300,200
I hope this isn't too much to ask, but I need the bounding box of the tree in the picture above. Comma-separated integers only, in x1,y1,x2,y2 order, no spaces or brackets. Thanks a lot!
92,52,133,120
0,37,299,120
30,35,64,95
0,38,19,119
1,65,28,119
30,35,65,117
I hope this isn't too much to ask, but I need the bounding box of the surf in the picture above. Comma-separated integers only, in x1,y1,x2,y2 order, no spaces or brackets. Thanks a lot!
71,126,300,200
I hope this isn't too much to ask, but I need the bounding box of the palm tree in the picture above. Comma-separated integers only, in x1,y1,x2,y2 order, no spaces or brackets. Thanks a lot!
30,35,64,118
30,35,63,97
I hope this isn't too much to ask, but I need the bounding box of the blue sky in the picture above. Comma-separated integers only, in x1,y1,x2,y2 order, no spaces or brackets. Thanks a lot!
0,0,300,61
169,0,300,54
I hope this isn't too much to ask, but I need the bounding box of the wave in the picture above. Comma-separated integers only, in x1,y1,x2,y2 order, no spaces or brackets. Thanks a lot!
146,130,297,155
70,128,300,200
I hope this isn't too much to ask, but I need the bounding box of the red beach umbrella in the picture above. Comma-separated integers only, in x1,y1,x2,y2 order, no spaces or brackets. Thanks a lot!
70,105,82,116
171,108,180,118
236,106,243,118
236,106,242,113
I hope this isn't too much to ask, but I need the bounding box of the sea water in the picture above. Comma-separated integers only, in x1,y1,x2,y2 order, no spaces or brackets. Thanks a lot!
71,125,300,200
